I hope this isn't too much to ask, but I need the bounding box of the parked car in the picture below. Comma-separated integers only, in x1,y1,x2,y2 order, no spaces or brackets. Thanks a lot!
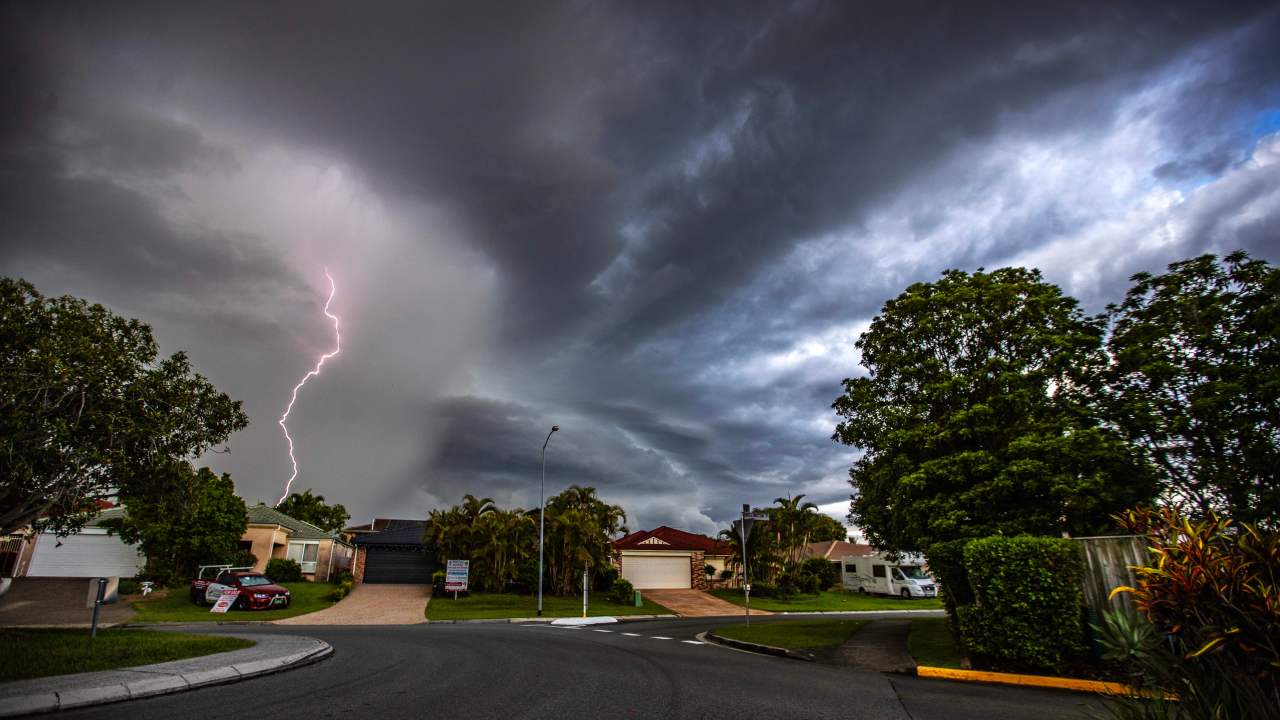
190,564,253,606
200,569,292,610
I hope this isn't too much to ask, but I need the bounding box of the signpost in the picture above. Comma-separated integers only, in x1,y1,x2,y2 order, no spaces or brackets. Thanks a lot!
210,589,240,613
445,559,469,599
736,504,769,626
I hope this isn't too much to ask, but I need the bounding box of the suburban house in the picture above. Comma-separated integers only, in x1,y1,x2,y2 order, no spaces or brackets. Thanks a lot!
804,539,873,563
350,521,434,584
3,506,144,581
241,504,355,583
341,517,426,544
611,526,733,590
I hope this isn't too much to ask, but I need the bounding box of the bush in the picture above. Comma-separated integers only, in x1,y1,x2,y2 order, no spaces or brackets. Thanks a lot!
265,558,303,583
117,579,140,595
802,557,839,590
326,575,356,602
704,564,716,578
337,571,354,584
608,578,635,605
749,582,776,598
594,566,619,592
955,535,1085,673
230,549,257,569
1099,507,1280,719
926,538,973,622
719,569,734,581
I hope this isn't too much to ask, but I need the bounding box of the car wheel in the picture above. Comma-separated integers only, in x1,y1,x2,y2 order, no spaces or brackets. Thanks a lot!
858,586,868,594
233,595,248,611
193,593,206,607
901,588,911,600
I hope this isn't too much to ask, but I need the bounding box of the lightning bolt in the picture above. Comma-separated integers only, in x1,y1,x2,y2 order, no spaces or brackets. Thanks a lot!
276,268,341,505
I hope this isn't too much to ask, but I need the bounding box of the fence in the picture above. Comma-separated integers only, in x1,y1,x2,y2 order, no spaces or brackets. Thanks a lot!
1073,535,1149,615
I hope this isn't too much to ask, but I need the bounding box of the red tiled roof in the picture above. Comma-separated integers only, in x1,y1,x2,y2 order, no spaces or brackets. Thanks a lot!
613,526,732,555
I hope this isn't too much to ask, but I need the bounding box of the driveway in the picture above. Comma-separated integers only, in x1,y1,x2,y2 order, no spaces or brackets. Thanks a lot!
642,588,771,617
275,583,430,625
0,578,137,627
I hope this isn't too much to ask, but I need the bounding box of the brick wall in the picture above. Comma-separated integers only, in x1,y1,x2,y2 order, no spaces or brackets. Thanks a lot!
352,546,367,584
691,550,707,590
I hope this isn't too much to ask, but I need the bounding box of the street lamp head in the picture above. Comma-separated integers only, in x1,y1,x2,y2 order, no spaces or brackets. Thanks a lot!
552,425,559,432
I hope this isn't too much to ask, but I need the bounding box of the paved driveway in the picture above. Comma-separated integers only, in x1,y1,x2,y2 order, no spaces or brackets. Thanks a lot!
275,583,430,625
0,578,137,627
642,588,771,617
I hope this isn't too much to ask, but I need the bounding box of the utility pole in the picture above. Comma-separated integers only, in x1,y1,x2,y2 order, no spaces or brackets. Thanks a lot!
537,425,559,617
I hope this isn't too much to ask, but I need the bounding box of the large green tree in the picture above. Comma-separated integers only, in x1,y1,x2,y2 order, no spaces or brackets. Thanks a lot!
105,461,249,585
0,278,248,536
275,489,351,533
832,267,1154,554
1098,251,1280,527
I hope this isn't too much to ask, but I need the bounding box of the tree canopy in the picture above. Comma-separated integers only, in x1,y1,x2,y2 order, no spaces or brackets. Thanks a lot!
275,489,351,533
104,461,248,585
833,267,1154,554
0,278,248,536
1098,252,1280,528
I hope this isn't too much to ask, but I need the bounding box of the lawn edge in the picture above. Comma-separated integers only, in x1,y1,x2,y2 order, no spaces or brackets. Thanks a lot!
426,614,678,624
701,630,815,662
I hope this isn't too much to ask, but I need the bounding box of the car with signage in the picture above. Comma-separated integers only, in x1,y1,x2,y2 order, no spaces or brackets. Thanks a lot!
202,570,292,610
190,564,253,606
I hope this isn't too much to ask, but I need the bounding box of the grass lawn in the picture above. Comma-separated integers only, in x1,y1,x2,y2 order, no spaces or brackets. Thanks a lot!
0,629,254,681
907,617,966,668
709,588,943,613
130,582,338,623
425,592,672,620
714,618,867,649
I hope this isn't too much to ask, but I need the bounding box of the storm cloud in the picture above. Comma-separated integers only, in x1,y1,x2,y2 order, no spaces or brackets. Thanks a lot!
3,1,1278,535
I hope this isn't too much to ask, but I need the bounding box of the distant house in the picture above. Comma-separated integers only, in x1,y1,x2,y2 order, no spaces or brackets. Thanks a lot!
241,504,355,583
6,506,145,580
350,521,433,585
611,526,733,590
805,540,873,562
341,517,424,544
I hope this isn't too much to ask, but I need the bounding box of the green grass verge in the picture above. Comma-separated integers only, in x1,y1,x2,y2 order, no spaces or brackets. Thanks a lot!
715,618,867,649
131,582,339,623
709,588,943,612
0,629,255,681
425,592,672,620
908,617,965,668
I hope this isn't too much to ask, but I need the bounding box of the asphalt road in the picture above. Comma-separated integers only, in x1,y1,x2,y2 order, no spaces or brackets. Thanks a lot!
55,615,1103,720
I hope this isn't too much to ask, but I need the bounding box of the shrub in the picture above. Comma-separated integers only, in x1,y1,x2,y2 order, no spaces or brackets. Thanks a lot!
802,557,839,590
704,563,716,578
1100,507,1280,719
956,535,1085,673
117,579,140,595
265,558,303,583
719,569,734,581
608,578,635,605
750,582,777,598
926,538,973,623
594,566,619,592
337,571,354,584
230,549,257,569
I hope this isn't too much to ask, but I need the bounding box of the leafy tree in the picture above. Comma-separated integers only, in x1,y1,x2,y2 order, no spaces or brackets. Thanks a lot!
0,278,248,536
542,486,627,595
832,267,1154,554
808,513,849,544
1099,252,1280,528
104,461,248,585
275,489,351,533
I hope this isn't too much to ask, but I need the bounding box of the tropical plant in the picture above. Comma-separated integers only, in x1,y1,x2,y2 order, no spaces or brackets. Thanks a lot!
275,490,351,534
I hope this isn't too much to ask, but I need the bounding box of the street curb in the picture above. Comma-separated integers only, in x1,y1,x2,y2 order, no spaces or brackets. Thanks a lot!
915,666,1146,696
701,631,815,662
0,636,332,717
424,614,678,625
772,609,946,617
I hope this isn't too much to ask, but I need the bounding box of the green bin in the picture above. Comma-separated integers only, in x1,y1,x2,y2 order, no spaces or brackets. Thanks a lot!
634,590,642,607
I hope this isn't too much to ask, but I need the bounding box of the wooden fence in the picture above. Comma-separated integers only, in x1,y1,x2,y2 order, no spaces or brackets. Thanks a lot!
1074,535,1150,616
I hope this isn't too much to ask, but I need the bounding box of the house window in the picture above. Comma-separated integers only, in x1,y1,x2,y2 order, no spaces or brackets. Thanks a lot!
873,564,886,578
287,542,320,574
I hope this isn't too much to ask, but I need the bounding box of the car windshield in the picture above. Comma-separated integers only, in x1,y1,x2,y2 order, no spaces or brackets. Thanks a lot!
238,575,274,587
899,566,929,580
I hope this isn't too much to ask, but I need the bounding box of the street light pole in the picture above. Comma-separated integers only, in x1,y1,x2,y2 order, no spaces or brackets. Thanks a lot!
537,425,559,617
738,503,768,626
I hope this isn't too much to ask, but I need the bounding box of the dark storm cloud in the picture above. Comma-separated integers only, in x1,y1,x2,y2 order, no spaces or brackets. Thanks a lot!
3,1,1279,532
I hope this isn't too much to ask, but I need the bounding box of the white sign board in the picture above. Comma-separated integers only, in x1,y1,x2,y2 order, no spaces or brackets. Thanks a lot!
210,589,240,613
445,560,469,593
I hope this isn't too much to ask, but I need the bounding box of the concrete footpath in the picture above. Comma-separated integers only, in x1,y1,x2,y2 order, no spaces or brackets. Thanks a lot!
0,633,331,717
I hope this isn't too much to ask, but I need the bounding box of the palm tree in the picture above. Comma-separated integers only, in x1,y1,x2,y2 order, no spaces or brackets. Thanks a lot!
771,494,819,567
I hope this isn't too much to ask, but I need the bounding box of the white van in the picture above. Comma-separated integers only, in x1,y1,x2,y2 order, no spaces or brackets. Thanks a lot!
839,553,938,599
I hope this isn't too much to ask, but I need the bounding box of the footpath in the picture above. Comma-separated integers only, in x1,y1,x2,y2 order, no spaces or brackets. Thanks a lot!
0,632,330,717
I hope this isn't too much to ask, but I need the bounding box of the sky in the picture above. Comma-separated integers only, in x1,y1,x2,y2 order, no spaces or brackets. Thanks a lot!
3,2,1279,537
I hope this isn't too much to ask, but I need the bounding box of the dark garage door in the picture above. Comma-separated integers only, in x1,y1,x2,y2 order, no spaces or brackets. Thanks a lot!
363,546,435,584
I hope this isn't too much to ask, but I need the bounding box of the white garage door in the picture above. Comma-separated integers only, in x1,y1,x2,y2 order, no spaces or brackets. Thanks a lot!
26,531,145,578
621,555,690,589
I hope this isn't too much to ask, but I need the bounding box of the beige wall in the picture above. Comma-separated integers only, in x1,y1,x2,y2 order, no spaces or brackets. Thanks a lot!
705,554,729,575
242,525,289,572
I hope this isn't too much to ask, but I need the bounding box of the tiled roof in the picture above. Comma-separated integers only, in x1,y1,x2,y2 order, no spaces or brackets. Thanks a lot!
246,504,344,542
352,524,426,546
806,540,874,560
612,526,732,554
343,518,425,534
85,506,127,527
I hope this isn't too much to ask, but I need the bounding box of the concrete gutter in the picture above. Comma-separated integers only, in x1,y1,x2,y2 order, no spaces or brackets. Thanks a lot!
0,633,331,717
427,614,677,625
700,630,816,662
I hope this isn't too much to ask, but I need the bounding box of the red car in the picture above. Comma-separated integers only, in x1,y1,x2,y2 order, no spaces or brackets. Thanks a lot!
199,570,292,610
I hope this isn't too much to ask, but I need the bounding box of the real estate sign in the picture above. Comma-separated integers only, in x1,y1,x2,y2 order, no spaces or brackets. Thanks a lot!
210,589,240,613
445,559,469,593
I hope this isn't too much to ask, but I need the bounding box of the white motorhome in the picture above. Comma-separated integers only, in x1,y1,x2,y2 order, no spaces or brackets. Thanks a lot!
839,553,938,599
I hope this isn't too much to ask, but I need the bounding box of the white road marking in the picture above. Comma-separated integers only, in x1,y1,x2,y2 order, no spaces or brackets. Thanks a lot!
621,632,641,636
681,640,704,645
651,636,672,640
592,629,613,633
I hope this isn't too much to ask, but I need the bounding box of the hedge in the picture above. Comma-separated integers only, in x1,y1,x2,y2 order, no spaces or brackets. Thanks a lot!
265,558,303,583
925,538,973,622
956,535,1085,673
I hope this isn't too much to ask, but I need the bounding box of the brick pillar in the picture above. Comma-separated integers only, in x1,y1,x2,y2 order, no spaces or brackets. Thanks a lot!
691,550,707,590
353,547,367,584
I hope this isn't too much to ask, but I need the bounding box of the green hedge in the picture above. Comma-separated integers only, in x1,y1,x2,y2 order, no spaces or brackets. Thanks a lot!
956,535,1085,673
265,558,303,583
925,539,973,622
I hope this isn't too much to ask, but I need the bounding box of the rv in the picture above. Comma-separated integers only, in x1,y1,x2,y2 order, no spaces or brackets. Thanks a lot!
839,553,938,599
